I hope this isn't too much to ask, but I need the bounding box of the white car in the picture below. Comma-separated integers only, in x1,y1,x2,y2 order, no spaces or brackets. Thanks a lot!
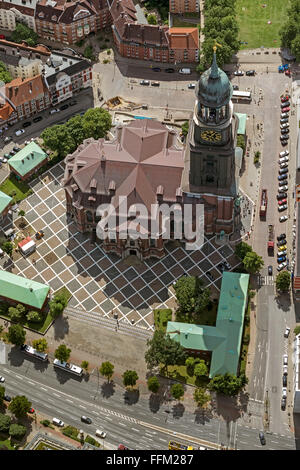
280,123,290,129
52,417,64,427
234,70,244,76
95,429,107,438
0,376,5,383
2,158,7,163
188,83,196,89
278,250,287,256
284,327,290,338
278,261,288,271
283,365,288,375
278,185,288,192
282,387,287,398
15,129,25,136
279,215,288,222
278,204,287,212
281,113,289,119
279,150,289,157
280,162,289,169
283,355,288,365
49,108,60,114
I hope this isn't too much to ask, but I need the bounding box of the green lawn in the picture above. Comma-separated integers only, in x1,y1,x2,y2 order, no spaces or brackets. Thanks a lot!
161,364,210,387
0,433,16,450
172,16,199,28
0,175,32,204
54,286,72,302
236,0,289,49
0,307,53,334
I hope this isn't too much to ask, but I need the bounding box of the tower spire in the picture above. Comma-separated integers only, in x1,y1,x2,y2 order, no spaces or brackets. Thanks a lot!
210,41,222,79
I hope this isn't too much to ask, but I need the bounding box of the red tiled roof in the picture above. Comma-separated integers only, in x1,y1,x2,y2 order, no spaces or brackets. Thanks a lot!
5,75,48,108
0,39,51,56
167,28,199,50
294,277,300,289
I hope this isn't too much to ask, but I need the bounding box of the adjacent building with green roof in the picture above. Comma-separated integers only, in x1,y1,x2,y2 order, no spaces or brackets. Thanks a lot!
8,142,48,181
166,272,250,378
0,270,50,310
0,190,12,220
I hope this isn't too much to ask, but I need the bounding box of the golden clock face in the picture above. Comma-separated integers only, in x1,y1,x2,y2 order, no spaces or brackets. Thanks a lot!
200,130,222,143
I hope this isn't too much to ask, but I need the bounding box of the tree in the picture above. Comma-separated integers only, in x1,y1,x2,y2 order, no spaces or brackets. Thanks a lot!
8,395,31,418
122,370,139,388
49,292,68,319
18,210,25,217
147,14,157,25
9,423,26,439
276,271,291,292
82,108,112,140
235,241,252,261
170,383,184,401
185,357,195,376
41,124,76,157
294,326,300,336
208,373,248,396
32,338,48,353
2,241,13,256
0,61,12,84
81,360,89,373
7,324,26,346
99,361,114,382
181,121,189,137
65,115,86,148
193,387,211,408
242,251,264,274
0,386,4,407
194,360,208,378
26,310,42,323
147,376,160,394
54,344,71,363
145,330,187,373
291,34,300,61
8,306,23,322
0,413,11,433
174,276,211,314
11,23,38,46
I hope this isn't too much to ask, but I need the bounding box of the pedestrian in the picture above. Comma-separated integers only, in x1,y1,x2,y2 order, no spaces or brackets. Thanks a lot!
115,326,117,332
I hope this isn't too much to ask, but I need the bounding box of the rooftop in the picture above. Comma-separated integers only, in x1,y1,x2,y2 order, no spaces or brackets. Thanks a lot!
8,141,48,177
0,269,50,309
0,190,12,214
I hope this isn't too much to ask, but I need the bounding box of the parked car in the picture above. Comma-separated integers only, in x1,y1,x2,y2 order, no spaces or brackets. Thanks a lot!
15,129,25,136
206,271,214,281
281,101,290,108
279,156,289,163
277,250,287,257
283,365,288,375
0,376,4,383
217,263,225,272
278,184,288,191
277,239,287,247
282,387,287,398
278,262,288,271
165,68,175,73
259,432,266,445
28,408,35,414
281,128,289,135
283,355,288,365
4,394,11,402
280,162,289,169
151,81,160,87
140,80,150,86
281,113,289,119
223,261,231,270
13,146,20,152
281,397,287,410
278,199,287,206
60,104,69,111
278,174,288,181
81,416,92,424
232,85,239,90
278,244,287,251
152,67,161,72
52,418,64,427
277,192,287,199
281,139,288,146
188,83,196,89
277,233,286,240
282,107,290,113
4,136,12,143
22,121,31,128
284,327,290,338
69,100,77,106
280,123,289,129
33,116,43,123
246,70,255,76
280,118,289,124
278,204,288,212
268,266,273,275
277,256,287,263
234,70,244,76
49,108,60,114
281,95,289,102
279,215,288,222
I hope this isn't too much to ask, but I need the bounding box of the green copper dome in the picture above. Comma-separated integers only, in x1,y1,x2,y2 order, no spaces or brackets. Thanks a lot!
196,53,232,108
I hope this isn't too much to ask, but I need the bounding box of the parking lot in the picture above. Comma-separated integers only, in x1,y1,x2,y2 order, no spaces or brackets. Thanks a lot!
0,162,241,331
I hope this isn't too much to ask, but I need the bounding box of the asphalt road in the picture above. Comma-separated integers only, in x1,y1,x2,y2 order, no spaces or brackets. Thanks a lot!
0,345,296,450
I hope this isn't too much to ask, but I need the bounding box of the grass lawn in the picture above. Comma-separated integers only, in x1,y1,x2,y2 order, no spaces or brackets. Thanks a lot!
0,433,16,450
154,308,172,333
175,301,218,326
54,286,72,302
236,0,288,49
0,175,32,204
0,309,53,334
161,364,210,387
172,16,199,28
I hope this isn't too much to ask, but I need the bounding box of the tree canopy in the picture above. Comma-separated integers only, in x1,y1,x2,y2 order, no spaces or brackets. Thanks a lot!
194,360,208,378
147,376,160,394
170,383,184,401
49,292,68,319
279,1,300,60
32,338,48,353
122,370,139,388
99,361,114,382
276,271,291,292
145,330,187,372
0,413,11,433
9,423,26,438
235,241,252,261
7,324,26,346
193,387,211,408
174,276,211,314
54,344,71,363
242,251,264,274
8,395,31,418
11,23,38,46
208,373,248,396
0,61,12,84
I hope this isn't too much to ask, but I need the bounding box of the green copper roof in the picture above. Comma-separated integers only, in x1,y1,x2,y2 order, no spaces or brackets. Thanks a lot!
166,272,250,378
8,142,47,177
0,190,12,214
196,52,233,108
235,113,247,135
0,270,50,309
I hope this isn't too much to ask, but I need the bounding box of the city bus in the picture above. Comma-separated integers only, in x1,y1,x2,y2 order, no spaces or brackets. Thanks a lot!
53,358,83,376
168,441,194,450
232,91,252,102
21,344,48,362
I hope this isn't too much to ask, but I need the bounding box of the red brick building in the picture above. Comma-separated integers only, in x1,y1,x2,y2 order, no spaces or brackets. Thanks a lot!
167,27,199,63
35,0,111,45
169,0,200,14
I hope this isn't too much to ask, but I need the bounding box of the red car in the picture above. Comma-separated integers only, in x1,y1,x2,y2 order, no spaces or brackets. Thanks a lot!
28,408,35,414
285,70,291,77
278,199,287,205
282,107,290,113
281,95,289,102
0,35,5,40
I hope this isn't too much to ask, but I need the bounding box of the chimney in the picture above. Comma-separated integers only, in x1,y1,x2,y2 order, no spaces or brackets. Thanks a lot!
156,185,164,202
176,187,182,202
108,180,116,195
116,125,122,143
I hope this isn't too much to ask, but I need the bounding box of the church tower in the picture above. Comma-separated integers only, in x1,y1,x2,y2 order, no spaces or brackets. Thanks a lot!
181,50,239,235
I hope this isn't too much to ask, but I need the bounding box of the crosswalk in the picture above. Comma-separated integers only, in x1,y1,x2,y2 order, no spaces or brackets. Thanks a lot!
258,275,274,286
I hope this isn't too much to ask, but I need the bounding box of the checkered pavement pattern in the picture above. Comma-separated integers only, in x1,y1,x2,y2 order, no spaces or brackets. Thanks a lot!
1,163,241,331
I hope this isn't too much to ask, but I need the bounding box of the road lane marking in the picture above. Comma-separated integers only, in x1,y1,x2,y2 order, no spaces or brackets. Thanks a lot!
131,428,139,433
118,422,126,427
53,393,61,397
40,387,47,391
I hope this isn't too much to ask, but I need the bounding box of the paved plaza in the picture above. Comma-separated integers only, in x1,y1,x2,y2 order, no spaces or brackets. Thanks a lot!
1,163,241,331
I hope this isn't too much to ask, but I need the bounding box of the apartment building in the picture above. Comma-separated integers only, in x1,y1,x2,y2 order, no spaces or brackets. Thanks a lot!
0,39,51,79
35,0,111,45
167,27,199,63
169,0,200,14
0,0,37,32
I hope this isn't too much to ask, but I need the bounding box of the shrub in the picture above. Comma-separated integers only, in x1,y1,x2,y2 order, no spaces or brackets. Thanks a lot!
40,419,50,427
106,49,111,55
62,426,81,442
26,310,42,323
85,435,100,447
